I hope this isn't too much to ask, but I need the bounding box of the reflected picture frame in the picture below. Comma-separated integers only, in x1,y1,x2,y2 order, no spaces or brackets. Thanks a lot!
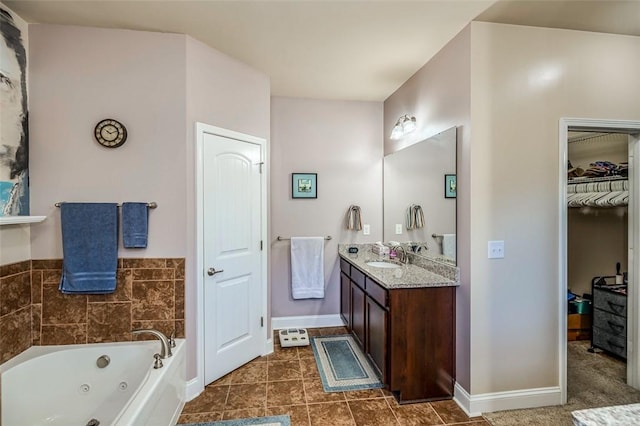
292,173,317,199
445,174,457,199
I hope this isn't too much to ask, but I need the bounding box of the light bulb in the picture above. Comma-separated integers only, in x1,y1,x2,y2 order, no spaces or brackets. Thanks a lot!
402,116,416,134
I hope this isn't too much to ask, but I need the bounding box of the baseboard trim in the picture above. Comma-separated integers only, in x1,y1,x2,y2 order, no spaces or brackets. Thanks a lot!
271,314,345,330
186,377,203,402
454,383,562,417
264,337,275,356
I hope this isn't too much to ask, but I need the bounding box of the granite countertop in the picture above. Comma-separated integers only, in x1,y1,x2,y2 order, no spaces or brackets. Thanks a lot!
338,244,458,289
571,403,640,426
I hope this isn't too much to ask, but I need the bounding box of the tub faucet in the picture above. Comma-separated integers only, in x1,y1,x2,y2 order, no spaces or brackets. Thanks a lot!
132,329,172,359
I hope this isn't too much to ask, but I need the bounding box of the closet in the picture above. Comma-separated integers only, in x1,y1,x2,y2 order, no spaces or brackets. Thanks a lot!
567,132,629,357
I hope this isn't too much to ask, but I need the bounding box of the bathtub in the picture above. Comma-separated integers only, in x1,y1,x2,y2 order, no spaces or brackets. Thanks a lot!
1,338,186,426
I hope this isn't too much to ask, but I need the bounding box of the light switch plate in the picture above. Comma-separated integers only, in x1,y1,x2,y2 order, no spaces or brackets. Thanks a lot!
363,224,370,235
395,224,403,235
488,240,505,259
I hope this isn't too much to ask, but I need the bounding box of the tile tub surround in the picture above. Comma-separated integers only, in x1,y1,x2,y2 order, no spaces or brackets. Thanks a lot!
0,258,185,364
338,244,459,288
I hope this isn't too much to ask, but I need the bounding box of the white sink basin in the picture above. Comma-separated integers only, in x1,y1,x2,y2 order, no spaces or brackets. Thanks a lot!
366,261,401,269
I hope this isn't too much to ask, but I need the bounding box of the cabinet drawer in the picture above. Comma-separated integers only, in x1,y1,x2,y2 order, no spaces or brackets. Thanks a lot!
594,308,626,337
340,258,351,275
594,288,627,317
366,277,388,308
351,267,366,289
593,327,627,359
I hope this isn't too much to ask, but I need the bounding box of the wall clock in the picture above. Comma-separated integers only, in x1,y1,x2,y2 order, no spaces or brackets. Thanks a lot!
94,118,127,148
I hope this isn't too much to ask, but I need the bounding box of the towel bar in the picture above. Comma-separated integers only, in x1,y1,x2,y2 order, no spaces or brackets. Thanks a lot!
277,236,332,241
55,202,157,209
432,233,443,238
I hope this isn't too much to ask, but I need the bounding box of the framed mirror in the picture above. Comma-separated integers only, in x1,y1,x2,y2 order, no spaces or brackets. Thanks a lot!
383,126,457,264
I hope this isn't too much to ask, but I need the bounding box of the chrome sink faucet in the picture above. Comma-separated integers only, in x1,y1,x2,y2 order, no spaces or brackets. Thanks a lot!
390,244,409,264
132,329,172,359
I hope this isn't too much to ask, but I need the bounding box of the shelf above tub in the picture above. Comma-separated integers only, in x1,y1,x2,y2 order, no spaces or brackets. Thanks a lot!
0,215,46,226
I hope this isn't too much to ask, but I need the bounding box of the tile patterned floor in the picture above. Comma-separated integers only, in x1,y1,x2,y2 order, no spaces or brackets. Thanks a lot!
179,327,490,426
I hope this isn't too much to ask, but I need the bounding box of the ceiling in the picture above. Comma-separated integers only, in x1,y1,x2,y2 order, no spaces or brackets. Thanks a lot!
4,0,640,102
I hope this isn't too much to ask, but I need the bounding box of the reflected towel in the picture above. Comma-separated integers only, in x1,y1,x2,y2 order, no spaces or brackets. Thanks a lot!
122,202,149,248
442,233,456,260
291,237,325,299
59,203,118,294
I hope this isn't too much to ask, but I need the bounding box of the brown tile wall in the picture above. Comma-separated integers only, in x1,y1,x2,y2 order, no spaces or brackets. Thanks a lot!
0,258,185,364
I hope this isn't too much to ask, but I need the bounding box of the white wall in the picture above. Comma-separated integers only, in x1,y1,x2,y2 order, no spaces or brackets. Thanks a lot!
270,97,383,318
28,24,187,260
383,26,472,390
469,22,640,394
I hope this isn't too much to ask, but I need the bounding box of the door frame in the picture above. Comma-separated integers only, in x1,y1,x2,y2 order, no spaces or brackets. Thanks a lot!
558,118,640,404
194,122,268,395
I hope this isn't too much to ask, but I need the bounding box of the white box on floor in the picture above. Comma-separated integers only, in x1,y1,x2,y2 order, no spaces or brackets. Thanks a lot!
278,328,310,347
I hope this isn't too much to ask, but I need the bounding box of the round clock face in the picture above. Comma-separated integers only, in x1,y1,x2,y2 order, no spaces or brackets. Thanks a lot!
94,119,127,148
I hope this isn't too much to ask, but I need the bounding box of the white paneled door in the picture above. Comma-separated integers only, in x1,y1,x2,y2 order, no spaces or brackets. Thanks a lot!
202,131,264,385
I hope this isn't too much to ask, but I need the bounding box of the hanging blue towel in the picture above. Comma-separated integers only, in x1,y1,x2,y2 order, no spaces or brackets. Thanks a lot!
59,203,118,294
122,202,149,248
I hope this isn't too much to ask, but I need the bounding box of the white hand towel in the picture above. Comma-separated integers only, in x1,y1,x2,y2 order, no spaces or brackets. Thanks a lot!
291,237,325,299
442,234,456,260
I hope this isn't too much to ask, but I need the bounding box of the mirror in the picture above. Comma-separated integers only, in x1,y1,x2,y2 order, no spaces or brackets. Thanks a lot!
383,126,457,264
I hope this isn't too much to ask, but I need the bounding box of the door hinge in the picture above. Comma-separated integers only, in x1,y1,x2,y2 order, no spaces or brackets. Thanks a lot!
255,162,264,174
261,316,264,327
260,240,263,250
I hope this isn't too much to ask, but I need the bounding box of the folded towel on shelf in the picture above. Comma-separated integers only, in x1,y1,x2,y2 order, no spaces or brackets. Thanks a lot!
122,202,149,248
59,203,118,294
291,237,325,299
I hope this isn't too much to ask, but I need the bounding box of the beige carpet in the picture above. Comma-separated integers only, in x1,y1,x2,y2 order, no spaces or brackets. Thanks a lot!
483,341,640,425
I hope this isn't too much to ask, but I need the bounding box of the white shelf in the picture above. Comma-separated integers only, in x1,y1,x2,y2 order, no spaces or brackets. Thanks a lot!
0,216,46,226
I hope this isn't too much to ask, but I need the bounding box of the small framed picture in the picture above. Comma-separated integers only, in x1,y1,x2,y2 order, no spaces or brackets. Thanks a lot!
445,174,457,199
292,173,317,199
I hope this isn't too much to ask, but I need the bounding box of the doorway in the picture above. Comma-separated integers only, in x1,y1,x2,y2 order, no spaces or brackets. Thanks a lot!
559,118,640,404
195,123,268,389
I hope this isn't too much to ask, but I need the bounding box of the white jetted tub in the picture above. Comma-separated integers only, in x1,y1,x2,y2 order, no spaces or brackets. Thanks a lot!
1,338,185,426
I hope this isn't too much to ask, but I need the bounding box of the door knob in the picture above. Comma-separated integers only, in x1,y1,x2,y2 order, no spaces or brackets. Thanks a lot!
207,267,224,276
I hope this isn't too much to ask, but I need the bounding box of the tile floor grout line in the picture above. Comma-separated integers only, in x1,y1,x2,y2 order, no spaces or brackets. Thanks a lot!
382,394,402,425
429,402,447,425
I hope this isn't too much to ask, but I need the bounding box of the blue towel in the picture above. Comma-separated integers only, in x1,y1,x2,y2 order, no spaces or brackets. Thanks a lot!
59,203,119,294
122,202,149,248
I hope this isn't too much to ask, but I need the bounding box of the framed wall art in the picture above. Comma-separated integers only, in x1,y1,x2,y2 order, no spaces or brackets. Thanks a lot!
292,173,317,199
445,174,457,199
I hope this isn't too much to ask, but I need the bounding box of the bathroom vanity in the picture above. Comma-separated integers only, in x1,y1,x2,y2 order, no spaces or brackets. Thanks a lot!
339,244,458,403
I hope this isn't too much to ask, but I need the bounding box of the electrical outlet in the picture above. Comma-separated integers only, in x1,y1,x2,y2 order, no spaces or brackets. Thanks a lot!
488,240,505,259
363,224,370,235
395,224,403,235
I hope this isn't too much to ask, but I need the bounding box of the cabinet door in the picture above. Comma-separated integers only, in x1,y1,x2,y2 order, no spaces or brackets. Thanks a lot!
351,282,366,347
340,272,351,329
366,296,387,380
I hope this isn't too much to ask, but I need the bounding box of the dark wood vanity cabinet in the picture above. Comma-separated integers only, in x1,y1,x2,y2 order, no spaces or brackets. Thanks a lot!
339,256,455,403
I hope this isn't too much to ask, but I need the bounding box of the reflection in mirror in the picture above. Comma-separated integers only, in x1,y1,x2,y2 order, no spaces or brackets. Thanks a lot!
383,126,457,265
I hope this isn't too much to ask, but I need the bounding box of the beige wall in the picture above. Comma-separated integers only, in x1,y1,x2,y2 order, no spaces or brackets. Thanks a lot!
26,24,271,383
28,24,187,260
185,36,270,378
469,22,640,394
270,97,383,317
383,26,472,390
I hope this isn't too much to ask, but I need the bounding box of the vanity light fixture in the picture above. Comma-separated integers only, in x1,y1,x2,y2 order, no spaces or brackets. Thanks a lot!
390,114,417,140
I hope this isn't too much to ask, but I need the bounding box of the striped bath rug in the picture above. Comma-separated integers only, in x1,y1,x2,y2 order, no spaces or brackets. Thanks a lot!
180,415,290,426
311,334,384,392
